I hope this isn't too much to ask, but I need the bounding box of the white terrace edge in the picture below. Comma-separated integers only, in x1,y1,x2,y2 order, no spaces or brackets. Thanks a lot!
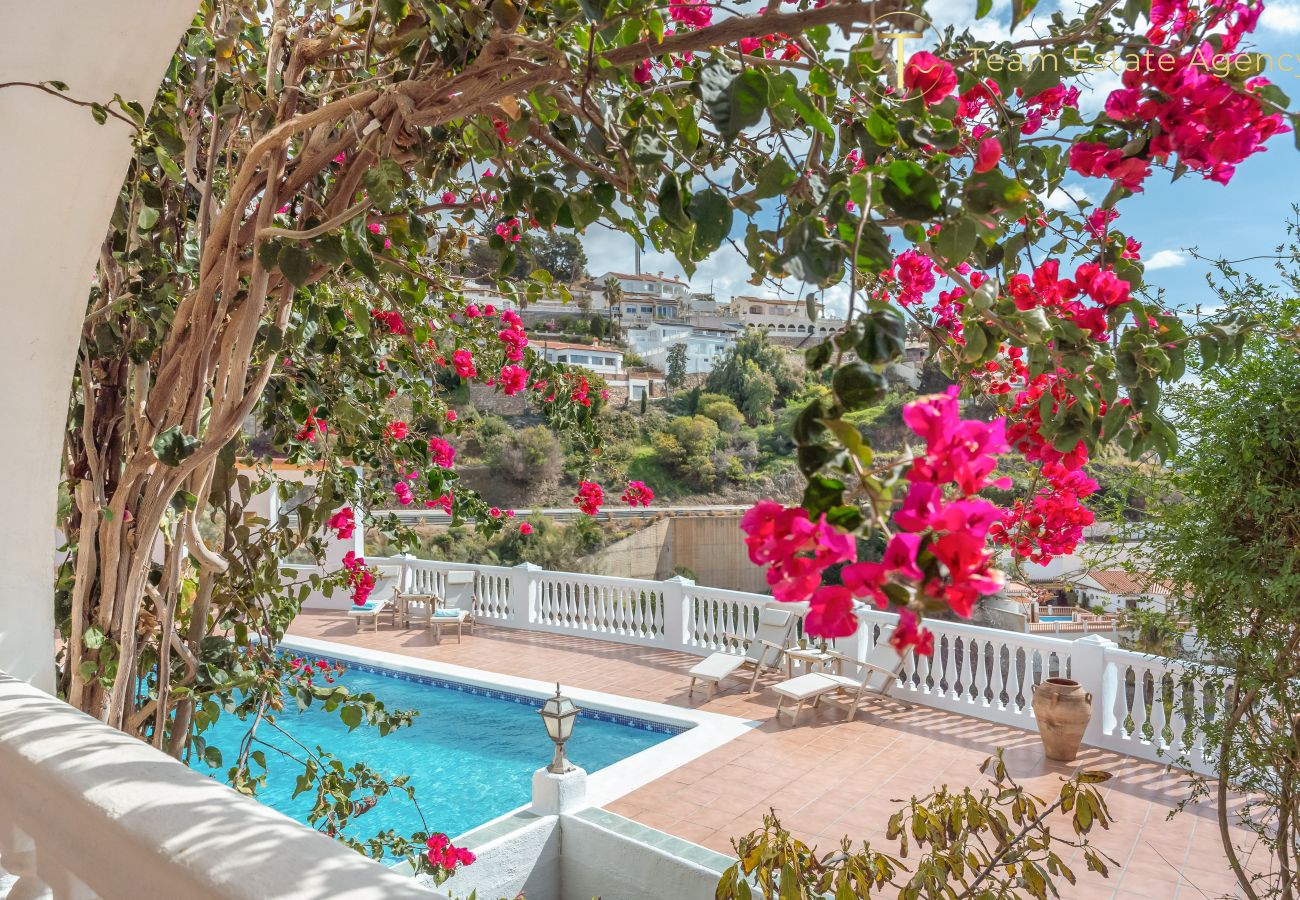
280,634,759,811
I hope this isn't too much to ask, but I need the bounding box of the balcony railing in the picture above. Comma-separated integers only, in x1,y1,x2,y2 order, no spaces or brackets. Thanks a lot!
311,556,1225,776
0,672,438,899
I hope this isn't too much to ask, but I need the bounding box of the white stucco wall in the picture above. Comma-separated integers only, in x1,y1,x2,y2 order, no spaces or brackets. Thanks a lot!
436,814,560,900
0,2,200,690
559,814,723,900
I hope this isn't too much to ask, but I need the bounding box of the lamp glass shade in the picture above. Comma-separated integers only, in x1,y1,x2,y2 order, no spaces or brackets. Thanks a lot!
539,688,580,744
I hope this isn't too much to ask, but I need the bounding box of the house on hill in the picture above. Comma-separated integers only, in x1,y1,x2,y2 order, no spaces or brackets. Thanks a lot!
1077,570,1178,613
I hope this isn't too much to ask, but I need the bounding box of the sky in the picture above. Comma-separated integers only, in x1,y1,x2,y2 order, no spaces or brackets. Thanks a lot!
575,0,1300,318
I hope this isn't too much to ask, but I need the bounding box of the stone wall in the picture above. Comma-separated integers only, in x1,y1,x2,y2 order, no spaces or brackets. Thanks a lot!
575,518,673,580
576,513,769,593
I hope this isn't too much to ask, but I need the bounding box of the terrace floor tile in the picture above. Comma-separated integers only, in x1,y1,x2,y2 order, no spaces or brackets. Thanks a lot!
289,612,1263,898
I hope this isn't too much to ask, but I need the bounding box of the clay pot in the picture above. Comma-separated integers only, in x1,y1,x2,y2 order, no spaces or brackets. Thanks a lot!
1032,677,1092,762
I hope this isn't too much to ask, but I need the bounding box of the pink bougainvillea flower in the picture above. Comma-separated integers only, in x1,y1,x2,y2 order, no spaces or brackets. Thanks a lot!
633,59,653,85
295,409,326,442
498,328,528,361
574,481,605,515
445,410,458,422
440,191,456,204
427,436,456,469
621,480,655,507
371,309,407,335
903,52,957,105
519,522,534,535
393,481,414,506
452,349,477,378
327,507,355,540
804,585,858,638
668,0,712,28
384,420,409,441
890,609,934,656
973,136,1003,172
500,364,529,396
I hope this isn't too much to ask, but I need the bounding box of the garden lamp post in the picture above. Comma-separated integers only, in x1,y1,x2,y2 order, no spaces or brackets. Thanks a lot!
538,683,579,774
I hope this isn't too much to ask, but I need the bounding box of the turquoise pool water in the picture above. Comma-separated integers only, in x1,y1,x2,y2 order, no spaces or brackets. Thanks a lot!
192,656,679,839
1039,615,1074,622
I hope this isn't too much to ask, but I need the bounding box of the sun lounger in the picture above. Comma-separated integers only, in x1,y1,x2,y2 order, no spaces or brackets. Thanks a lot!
688,606,798,699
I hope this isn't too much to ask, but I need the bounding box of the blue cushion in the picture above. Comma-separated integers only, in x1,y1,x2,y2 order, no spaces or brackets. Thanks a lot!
351,603,381,613
433,609,463,618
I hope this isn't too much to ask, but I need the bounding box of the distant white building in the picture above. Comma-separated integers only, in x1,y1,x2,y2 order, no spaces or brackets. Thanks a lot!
457,280,518,311
598,271,689,301
535,340,625,376
624,323,736,375
1077,570,1177,613
610,293,681,324
534,339,658,400
728,295,844,337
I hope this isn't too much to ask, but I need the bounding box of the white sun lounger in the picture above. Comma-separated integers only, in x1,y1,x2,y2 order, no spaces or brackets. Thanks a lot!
771,625,912,723
688,606,798,699
346,565,405,632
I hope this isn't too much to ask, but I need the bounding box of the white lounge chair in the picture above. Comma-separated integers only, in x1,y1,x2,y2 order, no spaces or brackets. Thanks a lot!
688,606,798,699
772,626,912,723
440,570,477,635
346,565,405,632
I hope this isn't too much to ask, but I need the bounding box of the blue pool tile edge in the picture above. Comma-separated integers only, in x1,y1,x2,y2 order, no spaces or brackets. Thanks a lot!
290,651,688,737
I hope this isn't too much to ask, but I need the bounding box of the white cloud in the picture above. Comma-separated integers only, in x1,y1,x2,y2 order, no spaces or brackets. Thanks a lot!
1041,182,1096,211
1144,249,1188,271
1262,1,1300,33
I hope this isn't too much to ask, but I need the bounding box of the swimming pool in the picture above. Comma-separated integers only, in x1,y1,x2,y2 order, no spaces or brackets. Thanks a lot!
192,654,680,839
1039,615,1074,622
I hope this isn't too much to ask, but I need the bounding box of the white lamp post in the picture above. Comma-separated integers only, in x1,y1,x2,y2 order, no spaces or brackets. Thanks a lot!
538,683,579,774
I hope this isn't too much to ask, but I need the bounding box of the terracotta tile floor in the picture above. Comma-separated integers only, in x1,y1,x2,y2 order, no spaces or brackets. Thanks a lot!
289,611,1262,898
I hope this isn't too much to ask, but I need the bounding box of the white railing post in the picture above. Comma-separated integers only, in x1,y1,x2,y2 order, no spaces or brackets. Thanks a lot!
1070,634,1118,746
512,562,542,626
0,821,50,900
662,575,692,651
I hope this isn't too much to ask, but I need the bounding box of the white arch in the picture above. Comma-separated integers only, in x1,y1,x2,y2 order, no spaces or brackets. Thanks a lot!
0,2,198,690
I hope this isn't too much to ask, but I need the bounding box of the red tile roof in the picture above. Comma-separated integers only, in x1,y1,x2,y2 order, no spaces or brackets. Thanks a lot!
1087,570,1174,596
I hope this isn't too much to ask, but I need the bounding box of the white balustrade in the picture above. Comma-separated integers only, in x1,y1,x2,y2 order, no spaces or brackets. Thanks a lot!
314,556,1221,775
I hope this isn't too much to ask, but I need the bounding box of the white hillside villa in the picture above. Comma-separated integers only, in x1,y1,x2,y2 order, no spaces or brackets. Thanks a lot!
728,294,845,337
624,323,737,375
1077,569,1178,613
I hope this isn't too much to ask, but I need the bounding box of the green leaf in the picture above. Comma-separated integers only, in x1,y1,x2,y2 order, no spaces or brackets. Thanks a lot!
152,425,200,467
976,0,993,17
881,160,942,220
340,704,363,731
832,363,887,410
688,189,733,258
699,61,738,137
857,305,907,364
723,69,770,141
361,159,405,209
630,132,668,165
342,230,381,282
257,239,281,272
753,157,797,200
1012,0,1040,28
658,173,691,231
83,625,106,651
278,245,312,287
783,85,835,141
137,206,160,231
935,217,978,267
